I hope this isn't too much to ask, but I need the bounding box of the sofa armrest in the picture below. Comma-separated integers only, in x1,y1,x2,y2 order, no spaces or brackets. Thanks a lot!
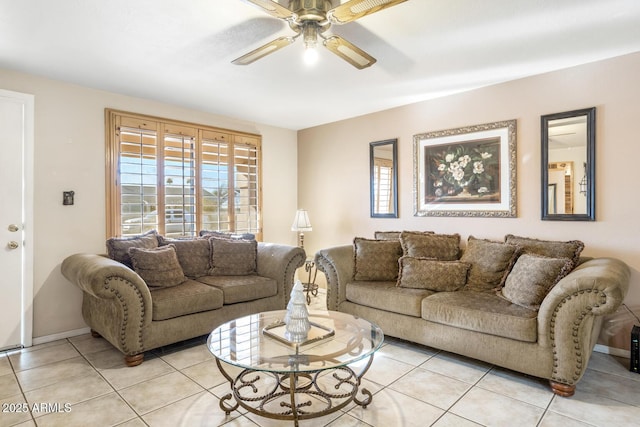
537,257,630,387
61,253,154,355
314,245,354,310
257,243,306,305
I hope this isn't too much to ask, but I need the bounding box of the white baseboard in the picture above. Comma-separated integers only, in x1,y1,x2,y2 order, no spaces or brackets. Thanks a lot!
31,327,91,346
28,323,630,361
594,343,630,358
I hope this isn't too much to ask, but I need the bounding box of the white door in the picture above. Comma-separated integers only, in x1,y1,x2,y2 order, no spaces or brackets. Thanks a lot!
0,89,34,351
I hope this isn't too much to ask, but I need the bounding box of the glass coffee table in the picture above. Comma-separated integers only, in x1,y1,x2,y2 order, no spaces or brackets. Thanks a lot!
207,310,384,426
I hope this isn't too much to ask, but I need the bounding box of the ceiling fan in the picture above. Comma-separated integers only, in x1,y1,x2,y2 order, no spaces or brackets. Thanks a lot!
233,0,408,69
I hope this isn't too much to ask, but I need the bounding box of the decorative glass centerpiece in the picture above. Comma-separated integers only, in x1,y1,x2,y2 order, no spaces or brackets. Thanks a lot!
262,280,334,348
284,281,311,342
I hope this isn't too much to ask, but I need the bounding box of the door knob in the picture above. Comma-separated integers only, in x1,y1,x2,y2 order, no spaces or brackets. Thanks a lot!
8,224,19,232
7,241,19,250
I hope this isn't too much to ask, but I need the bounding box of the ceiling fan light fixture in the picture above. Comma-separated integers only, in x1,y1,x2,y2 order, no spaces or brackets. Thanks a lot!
236,0,407,68
303,45,319,65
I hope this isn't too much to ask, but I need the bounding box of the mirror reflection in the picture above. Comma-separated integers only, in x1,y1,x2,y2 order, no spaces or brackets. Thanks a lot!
370,139,398,218
541,108,595,221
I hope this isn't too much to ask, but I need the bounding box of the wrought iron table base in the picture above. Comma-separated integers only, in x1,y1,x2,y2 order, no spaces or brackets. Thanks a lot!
215,356,375,426
303,259,319,304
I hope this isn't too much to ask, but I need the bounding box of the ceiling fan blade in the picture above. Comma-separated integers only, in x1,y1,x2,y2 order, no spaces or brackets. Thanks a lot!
232,36,295,65
328,0,408,24
323,35,376,69
239,0,297,20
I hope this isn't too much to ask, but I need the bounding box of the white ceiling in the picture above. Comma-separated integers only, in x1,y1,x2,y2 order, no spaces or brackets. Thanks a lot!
1,0,640,130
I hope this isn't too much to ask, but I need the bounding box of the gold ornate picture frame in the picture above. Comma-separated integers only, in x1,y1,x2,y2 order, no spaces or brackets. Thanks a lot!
413,120,517,217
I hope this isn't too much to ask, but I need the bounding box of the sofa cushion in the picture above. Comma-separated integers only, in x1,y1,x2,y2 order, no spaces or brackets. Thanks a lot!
353,237,403,281
106,229,158,268
158,236,210,278
397,257,470,292
347,281,433,317
150,279,224,321
400,231,460,260
208,236,257,276
422,291,538,342
461,236,520,292
128,244,186,288
505,234,584,268
501,254,574,310
196,275,277,304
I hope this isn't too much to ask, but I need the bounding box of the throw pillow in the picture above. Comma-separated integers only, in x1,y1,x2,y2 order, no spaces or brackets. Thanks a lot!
128,244,186,288
353,237,403,281
208,236,257,275
500,253,573,310
504,234,584,268
157,236,210,278
199,230,256,240
374,231,403,240
461,236,520,292
400,231,460,260
375,230,433,240
106,229,159,268
397,257,470,292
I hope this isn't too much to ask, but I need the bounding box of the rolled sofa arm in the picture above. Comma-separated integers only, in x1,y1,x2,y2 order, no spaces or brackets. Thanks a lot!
61,253,153,356
537,257,630,392
315,245,354,310
257,243,306,304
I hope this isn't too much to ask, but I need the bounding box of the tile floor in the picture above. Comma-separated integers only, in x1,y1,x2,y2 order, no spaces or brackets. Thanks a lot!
2,290,640,427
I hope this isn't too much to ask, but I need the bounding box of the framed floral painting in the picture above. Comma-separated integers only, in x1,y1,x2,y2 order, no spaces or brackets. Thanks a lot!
413,120,517,217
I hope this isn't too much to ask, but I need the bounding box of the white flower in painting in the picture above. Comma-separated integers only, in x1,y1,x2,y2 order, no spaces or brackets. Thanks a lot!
438,163,446,171
458,155,471,168
478,187,488,194
445,153,455,162
481,152,492,159
473,161,484,174
452,168,465,182
433,179,443,187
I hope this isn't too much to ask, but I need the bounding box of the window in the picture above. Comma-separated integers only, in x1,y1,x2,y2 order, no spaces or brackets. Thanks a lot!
106,110,262,239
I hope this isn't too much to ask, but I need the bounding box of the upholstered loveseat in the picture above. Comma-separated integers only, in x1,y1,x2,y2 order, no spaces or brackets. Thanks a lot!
62,231,306,366
315,231,630,396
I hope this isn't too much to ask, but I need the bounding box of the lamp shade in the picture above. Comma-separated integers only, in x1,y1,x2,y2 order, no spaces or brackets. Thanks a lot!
291,209,312,232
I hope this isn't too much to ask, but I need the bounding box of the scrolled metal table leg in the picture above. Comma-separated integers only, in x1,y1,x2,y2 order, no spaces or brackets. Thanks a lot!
215,357,239,414
219,393,239,414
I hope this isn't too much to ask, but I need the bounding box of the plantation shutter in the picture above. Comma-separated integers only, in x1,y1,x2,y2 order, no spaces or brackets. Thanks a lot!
106,110,262,239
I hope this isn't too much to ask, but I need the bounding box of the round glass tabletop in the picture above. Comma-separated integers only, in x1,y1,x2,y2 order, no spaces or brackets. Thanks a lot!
207,310,384,373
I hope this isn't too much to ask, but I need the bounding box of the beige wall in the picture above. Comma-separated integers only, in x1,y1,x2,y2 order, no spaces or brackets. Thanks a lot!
0,68,299,339
297,52,640,349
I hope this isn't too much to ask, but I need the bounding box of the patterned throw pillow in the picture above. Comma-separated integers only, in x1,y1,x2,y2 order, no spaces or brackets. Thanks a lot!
157,236,210,278
199,230,256,240
500,253,573,310
208,236,257,276
400,231,460,260
353,237,403,281
504,234,584,268
397,257,470,292
373,231,403,240
461,236,520,292
128,244,186,288
106,229,159,268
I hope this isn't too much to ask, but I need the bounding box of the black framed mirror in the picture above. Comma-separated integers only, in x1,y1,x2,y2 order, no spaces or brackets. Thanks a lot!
541,107,595,221
370,139,398,218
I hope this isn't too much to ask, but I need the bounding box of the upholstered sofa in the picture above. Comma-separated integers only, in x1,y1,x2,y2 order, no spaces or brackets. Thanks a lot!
62,231,306,366
315,231,630,396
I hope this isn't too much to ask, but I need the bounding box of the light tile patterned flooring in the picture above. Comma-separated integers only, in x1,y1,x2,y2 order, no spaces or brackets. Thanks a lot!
2,290,640,427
